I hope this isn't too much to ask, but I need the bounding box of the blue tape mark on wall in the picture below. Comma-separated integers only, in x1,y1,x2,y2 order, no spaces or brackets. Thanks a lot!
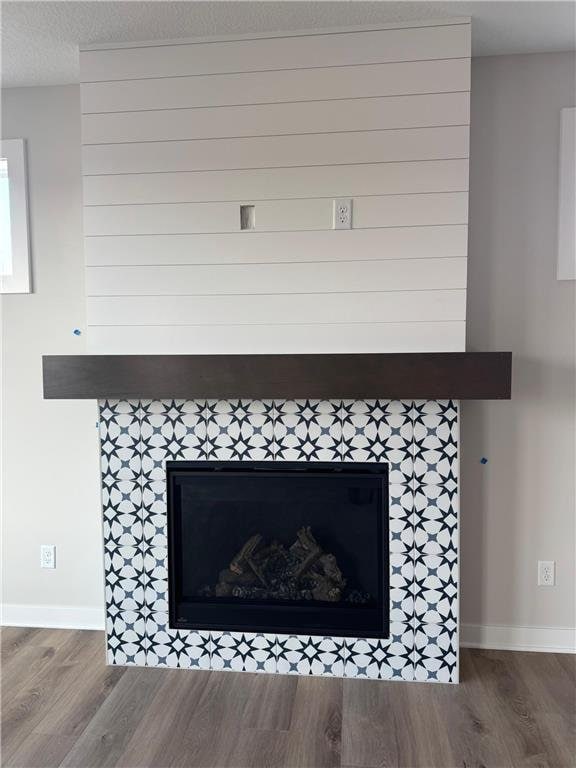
73,328,82,336
480,457,488,464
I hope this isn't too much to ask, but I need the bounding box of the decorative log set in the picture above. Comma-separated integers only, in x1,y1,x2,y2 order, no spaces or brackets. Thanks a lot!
198,527,372,604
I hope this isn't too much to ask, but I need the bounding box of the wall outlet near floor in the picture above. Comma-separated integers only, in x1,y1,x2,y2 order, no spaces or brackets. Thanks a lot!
40,544,56,569
333,198,352,229
537,560,555,586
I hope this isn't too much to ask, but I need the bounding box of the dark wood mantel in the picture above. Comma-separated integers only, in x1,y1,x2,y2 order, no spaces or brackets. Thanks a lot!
42,352,512,400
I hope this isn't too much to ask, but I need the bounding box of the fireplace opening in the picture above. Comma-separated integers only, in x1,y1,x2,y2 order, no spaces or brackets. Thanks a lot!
167,462,389,638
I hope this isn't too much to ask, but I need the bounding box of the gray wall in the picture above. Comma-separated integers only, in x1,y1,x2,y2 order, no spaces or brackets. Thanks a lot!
1,86,104,626
1,52,575,641
462,52,575,636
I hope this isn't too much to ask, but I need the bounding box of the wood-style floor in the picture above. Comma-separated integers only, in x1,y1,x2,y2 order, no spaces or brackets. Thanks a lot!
1,628,574,768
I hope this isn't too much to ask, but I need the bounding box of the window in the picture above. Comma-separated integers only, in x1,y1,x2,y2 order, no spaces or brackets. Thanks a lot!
0,139,31,293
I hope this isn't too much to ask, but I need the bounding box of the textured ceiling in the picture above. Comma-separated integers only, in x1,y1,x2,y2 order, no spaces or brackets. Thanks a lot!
1,1,575,88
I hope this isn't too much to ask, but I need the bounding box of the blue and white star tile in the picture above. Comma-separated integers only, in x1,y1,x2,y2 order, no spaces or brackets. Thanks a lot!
140,410,207,480
139,407,206,546
274,400,342,461
413,485,459,568
141,481,167,551
104,546,146,613
389,551,415,623
341,400,412,420
210,632,277,673
106,611,148,666
341,401,413,484
142,506,168,549
389,552,414,592
413,508,458,558
389,586,415,624
103,508,143,550
344,624,414,680
275,634,347,676
145,613,211,669
413,434,458,486
101,478,142,520
413,623,458,683
412,400,459,485
412,399,458,426
139,399,206,418
99,406,141,506
99,399,141,419
143,546,168,613
413,482,458,523
389,485,414,554
99,411,141,483
381,400,415,417
206,399,274,460
413,554,458,624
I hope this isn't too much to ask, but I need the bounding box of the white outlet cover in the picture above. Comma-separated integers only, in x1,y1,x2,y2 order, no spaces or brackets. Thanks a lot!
40,544,56,569
333,198,352,230
537,560,555,586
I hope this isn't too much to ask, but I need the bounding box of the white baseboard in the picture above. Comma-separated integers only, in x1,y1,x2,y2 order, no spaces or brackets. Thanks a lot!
461,622,576,653
1,603,105,631
1,607,574,653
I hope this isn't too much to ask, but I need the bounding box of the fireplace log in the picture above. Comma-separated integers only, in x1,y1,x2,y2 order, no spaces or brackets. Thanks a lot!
246,557,269,589
230,534,263,574
210,527,368,605
318,553,345,587
218,569,258,587
295,526,319,552
294,549,322,581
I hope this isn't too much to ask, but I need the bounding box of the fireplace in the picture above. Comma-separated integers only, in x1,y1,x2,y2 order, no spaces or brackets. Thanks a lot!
42,351,513,681
88,395,465,681
167,461,389,638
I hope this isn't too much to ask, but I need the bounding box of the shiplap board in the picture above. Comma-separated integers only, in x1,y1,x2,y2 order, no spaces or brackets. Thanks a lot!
84,226,469,266
81,58,470,113
354,192,469,228
82,126,469,175
84,198,322,235
84,192,469,235
85,258,467,296
80,24,470,82
83,159,469,205
82,92,470,144
86,321,466,354
87,289,466,326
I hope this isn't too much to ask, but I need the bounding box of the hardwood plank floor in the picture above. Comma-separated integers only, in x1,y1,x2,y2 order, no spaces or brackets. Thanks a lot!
1,628,574,768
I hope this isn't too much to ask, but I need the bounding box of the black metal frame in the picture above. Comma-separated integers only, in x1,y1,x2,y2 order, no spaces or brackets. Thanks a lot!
167,461,389,638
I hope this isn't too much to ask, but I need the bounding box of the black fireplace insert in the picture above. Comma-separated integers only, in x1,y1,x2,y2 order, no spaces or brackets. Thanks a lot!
167,461,389,638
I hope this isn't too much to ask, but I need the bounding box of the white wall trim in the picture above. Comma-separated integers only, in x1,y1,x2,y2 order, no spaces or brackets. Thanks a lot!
461,623,576,654
2,608,574,653
1,603,105,631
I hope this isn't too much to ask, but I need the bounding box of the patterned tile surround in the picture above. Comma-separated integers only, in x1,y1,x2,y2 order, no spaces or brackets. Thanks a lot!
98,399,459,683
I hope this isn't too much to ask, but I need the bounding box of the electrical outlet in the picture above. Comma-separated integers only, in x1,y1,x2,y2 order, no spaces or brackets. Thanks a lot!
538,560,555,586
333,198,352,229
40,545,56,569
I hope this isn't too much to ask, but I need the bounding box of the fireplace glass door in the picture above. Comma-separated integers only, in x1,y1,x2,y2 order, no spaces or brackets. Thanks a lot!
167,461,389,638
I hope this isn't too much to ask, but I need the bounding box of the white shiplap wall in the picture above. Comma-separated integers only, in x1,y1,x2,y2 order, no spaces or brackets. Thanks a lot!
80,19,471,354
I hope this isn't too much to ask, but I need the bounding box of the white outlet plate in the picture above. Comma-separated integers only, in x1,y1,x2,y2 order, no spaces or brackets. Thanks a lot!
40,544,56,569
537,560,555,586
333,198,352,230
